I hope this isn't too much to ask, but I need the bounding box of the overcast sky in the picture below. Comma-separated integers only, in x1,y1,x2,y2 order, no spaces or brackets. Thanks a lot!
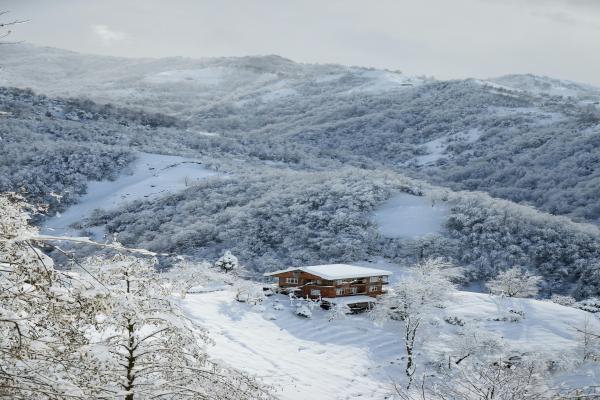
4,0,600,85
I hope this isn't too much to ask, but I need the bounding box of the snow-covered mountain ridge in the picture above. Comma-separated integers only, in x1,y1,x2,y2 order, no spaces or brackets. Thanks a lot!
2,47,600,299
2,45,599,225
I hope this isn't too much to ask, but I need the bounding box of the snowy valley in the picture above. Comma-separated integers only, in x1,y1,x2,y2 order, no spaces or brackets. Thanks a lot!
2,42,600,400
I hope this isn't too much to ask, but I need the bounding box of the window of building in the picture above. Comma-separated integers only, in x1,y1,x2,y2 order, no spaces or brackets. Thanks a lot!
286,277,298,284
310,289,321,296
350,287,358,294
335,279,343,285
370,276,381,283
336,288,344,296
369,285,379,292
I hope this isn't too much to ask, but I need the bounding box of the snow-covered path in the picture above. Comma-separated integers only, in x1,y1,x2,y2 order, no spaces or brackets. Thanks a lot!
43,152,215,236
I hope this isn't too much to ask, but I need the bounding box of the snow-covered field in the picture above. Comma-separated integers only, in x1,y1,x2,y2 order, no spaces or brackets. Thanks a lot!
373,193,448,239
182,287,600,400
43,152,216,237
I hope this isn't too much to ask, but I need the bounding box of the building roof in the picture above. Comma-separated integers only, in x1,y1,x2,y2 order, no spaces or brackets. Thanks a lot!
264,264,392,280
321,295,377,305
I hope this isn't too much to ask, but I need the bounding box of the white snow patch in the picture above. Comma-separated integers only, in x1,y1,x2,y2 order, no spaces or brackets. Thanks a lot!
144,67,228,85
373,193,448,239
43,153,216,237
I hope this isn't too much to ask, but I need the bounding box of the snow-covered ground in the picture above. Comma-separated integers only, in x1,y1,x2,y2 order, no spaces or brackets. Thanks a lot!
182,287,600,400
373,193,448,239
144,67,229,85
43,153,216,237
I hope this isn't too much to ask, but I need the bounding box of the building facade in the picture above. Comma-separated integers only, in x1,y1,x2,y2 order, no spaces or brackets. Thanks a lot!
264,264,392,301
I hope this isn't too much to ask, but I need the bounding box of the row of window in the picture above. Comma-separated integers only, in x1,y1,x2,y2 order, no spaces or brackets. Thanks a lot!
286,277,385,285
308,286,382,296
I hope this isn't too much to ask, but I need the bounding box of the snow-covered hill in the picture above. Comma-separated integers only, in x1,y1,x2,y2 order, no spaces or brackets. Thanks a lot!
182,286,600,400
489,74,600,100
0,44,425,117
3,47,600,297
43,152,217,238
3,45,599,226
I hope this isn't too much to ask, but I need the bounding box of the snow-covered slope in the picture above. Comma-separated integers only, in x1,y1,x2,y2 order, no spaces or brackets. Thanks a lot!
0,44,424,117
182,287,600,400
488,74,600,100
43,152,216,237
373,193,448,239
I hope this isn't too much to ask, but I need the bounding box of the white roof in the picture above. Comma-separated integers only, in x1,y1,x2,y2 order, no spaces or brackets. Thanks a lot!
321,295,377,305
264,264,392,280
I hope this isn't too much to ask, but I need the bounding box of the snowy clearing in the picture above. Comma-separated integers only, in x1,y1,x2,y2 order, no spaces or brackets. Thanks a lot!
144,67,229,85
182,288,600,400
373,193,448,239
43,153,216,236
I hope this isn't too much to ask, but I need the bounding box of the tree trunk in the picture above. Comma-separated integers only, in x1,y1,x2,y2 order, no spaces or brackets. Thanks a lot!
124,320,136,400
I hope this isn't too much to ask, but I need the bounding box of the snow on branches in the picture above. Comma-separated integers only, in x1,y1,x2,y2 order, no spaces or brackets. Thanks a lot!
0,194,100,399
486,267,542,298
79,254,274,400
215,250,239,273
374,258,461,389
0,194,274,399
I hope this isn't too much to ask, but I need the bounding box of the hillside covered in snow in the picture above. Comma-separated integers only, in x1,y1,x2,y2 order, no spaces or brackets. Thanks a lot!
2,45,600,225
2,45,600,299
2,42,600,400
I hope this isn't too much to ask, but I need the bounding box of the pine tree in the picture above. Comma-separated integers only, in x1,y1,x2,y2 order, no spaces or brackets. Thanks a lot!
214,250,239,273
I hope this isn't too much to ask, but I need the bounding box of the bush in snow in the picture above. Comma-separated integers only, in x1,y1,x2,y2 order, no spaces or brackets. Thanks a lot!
327,302,351,322
575,297,600,313
550,294,576,307
234,282,265,304
486,267,541,298
215,250,239,273
163,258,226,298
272,303,284,311
296,304,312,318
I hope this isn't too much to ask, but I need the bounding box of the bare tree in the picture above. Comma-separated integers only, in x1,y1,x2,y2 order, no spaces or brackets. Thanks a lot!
576,317,600,362
374,258,461,389
0,11,27,44
391,358,550,400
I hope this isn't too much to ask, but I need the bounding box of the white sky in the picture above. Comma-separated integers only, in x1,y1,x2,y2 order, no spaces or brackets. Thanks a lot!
4,0,600,85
